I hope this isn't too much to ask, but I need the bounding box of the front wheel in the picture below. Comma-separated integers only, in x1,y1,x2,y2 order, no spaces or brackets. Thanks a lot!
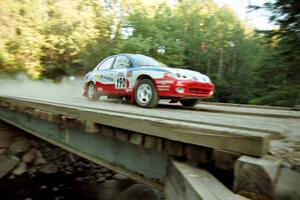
135,79,158,108
180,99,199,107
87,82,100,101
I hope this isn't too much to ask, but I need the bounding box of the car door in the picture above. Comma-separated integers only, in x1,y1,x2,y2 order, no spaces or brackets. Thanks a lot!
111,55,132,95
93,56,115,94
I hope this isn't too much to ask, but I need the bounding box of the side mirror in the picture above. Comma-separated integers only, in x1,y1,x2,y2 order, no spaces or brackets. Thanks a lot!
127,62,133,68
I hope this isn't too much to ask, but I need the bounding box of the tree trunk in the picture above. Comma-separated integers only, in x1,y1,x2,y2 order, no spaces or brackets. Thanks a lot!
218,48,224,77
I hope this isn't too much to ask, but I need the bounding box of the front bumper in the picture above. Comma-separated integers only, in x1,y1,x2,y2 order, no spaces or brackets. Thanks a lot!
155,79,215,98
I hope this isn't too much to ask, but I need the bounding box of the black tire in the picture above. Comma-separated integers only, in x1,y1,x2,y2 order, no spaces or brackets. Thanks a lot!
135,79,159,108
180,99,199,107
87,82,100,101
124,96,131,103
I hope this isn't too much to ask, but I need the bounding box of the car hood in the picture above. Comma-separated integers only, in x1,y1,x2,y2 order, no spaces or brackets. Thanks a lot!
166,68,211,83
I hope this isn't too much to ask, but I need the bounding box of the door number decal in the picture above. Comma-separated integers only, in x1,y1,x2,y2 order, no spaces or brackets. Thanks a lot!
115,76,126,89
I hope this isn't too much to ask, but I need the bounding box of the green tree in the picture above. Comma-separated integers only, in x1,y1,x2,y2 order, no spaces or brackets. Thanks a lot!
251,0,300,106
0,0,45,78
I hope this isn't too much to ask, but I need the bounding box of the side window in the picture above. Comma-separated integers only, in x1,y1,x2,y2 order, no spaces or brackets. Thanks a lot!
97,57,115,70
113,56,131,69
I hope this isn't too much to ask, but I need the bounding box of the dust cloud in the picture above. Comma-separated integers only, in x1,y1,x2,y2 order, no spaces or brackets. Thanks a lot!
0,74,84,101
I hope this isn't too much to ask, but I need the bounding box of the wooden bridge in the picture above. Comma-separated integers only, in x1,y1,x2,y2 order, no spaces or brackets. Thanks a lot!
0,94,299,200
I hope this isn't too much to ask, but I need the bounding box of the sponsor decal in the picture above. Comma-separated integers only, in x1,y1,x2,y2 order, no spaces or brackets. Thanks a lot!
155,80,175,85
100,75,114,82
157,85,171,91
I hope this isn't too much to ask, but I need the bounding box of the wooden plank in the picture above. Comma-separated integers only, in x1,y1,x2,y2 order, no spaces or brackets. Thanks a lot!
0,96,284,139
114,128,129,141
164,140,184,156
144,135,163,151
213,150,241,171
185,144,213,163
0,96,271,156
84,121,99,133
129,132,143,145
80,110,270,156
1,97,79,118
98,125,114,137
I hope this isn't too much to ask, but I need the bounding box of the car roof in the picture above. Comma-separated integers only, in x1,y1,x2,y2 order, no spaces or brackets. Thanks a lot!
113,53,145,57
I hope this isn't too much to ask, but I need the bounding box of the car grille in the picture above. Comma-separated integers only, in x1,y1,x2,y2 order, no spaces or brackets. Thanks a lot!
188,88,211,95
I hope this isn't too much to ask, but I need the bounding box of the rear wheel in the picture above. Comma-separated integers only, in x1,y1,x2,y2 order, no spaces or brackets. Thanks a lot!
135,79,158,108
180,99,198,107
87,82,100,101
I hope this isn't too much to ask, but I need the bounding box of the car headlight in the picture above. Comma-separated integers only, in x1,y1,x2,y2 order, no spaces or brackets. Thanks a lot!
201,76,211,83
205,76,211,83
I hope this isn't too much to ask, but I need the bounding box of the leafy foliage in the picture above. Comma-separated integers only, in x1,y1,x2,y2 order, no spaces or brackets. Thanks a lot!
250,0,300,106
0,0,298,106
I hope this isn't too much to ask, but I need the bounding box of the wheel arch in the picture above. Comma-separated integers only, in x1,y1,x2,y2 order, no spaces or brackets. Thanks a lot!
135,74,155,88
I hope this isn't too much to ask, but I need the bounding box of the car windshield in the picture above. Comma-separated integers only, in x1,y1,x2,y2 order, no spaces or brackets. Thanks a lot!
131,55,167,67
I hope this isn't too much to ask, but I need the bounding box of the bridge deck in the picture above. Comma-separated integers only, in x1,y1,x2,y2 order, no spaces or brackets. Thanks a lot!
1,94,299,157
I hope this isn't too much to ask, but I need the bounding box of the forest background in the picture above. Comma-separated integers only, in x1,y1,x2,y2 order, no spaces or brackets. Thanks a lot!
0,0,299,106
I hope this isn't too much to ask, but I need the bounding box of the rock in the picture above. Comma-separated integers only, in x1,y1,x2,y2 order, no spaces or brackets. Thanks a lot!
61,161,70,167
0,148,5,155
272,168,300,200
75,177,84,182
112,174,128,180
79,162,91,169
44,149,59,161
98,167,109,174
12,162,28,176
22,148,37,164
234,156,281,199
75,179,134,200
96,177,105,183
96,173,104,178
52,187,59,192
43,146,52,153
28,167,38,175
76,167,83,172
90,168,100,175
65,166,73,172
34,150,47,165
0,155,20,178
65,153,76,163
64,171,73,175
39,164,58,174
29,140,39,148
8,138,31,156
115,184,160,200
39,185,48,190
30,174,36,178
83,176,93,181
104,173,113,180
8,175,15,180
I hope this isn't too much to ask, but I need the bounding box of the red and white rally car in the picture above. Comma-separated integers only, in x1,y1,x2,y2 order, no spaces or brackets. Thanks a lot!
83,54,215,108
